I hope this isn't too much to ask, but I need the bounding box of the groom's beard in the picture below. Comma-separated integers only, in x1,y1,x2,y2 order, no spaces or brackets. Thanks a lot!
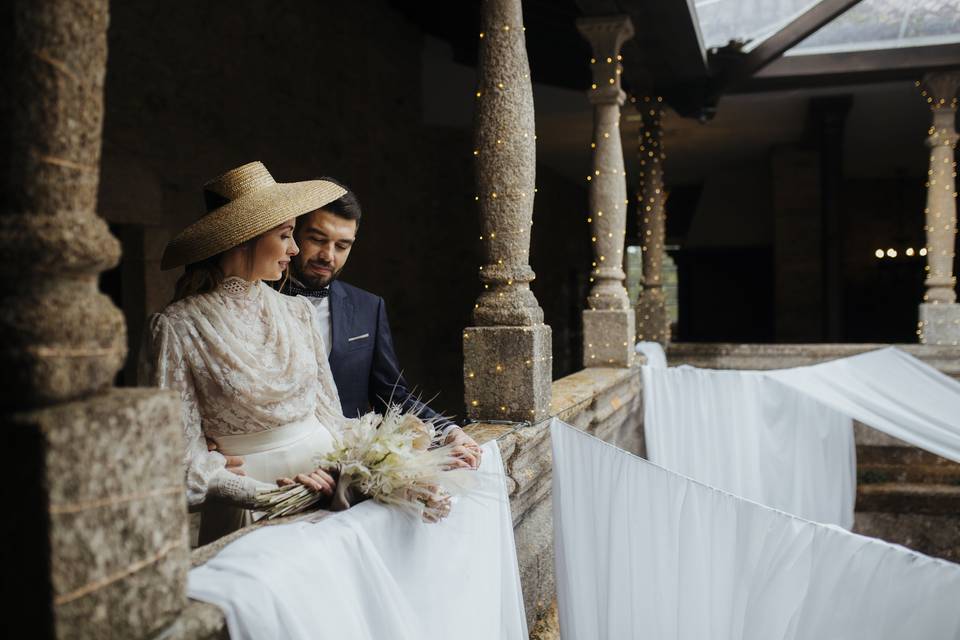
292,257,342,289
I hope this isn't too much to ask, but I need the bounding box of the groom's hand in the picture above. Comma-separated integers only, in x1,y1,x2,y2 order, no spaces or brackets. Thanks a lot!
206,437,246,476
443,427,482,470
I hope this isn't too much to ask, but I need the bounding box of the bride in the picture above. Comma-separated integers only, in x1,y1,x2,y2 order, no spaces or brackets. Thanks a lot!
141,161,448,545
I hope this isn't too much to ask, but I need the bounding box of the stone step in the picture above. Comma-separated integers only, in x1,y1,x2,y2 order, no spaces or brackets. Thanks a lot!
858,463,960,485
857,445,960,485
857,445,960,469
853,511,960,564
855,483,960,516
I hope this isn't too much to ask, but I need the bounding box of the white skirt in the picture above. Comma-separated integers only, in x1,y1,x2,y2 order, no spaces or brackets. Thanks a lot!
200,415,335,545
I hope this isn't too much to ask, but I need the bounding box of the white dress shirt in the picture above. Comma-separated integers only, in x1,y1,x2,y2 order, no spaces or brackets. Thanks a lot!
307,295,332,357
289,276,332,356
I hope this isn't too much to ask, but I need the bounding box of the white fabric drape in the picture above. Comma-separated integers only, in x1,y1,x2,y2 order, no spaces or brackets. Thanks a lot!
635,341,668,369
642,365,856,527
768,346,960,464
188,442,527,640
552,418,960,640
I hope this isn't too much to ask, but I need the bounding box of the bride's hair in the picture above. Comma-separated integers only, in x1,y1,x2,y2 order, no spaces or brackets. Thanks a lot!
172,239,256,302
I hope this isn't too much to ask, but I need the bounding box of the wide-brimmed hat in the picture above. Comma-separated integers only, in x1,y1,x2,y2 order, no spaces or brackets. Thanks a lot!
161,161,346,270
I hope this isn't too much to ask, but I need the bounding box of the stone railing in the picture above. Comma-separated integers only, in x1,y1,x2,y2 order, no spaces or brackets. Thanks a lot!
667,342,960,378
169,363,646,640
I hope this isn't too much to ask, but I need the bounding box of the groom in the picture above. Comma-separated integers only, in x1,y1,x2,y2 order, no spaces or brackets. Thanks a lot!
285,178,482,468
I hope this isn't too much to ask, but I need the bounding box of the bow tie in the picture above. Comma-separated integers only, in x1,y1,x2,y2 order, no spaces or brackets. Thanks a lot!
288,284,330,299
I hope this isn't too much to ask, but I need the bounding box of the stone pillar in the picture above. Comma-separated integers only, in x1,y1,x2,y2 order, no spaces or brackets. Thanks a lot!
464,0,552,423
918,72,960,345
1,2,188,636
635,95,670,344
577,15,635,367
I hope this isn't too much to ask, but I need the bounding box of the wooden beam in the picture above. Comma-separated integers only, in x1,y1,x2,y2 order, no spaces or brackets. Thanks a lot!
734,44,960,93
718,0,865,88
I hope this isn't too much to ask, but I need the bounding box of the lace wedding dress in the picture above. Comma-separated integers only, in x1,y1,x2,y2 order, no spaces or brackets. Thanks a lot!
141,276,348,544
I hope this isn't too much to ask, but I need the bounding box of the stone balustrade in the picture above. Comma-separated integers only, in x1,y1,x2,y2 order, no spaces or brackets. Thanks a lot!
667,342,960,378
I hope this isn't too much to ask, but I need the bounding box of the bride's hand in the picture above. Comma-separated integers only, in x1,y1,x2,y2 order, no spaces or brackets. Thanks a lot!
413,483,452,523
207,438,246,476
277,468,336,497
443,427,482,470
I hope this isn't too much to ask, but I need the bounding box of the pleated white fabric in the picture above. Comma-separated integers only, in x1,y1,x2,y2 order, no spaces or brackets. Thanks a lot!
768,346,960,464
642,364,856,527
187,442,527,640
552,419,960,640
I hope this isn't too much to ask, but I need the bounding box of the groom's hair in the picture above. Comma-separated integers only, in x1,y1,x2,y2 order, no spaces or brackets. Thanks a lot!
317,176,362,229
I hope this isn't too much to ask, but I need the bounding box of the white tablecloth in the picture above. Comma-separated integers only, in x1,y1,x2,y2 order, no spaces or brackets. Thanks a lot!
552,418,960,640
188,442,527,640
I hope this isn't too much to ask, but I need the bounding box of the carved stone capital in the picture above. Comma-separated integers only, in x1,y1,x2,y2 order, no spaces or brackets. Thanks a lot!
577,15,634,104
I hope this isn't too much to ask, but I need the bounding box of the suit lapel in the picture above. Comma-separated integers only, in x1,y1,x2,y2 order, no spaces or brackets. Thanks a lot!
329,280,353,360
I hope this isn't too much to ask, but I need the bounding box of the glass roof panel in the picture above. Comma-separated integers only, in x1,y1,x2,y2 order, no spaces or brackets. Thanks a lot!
789,0,960,55
693,0,826,51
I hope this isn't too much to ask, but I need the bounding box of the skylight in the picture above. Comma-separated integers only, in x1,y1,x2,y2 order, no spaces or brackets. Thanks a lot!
692,0,960,56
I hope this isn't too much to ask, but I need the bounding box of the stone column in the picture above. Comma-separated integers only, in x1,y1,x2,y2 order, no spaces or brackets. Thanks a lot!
464,0,552,423
918,72,960,345
635,96,670,344
577,15,636,367
1,2,188,636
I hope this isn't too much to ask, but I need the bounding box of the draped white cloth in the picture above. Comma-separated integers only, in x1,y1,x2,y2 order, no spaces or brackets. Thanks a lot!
635,341,668,369
188,442,528,640
768,346,960,464
551,419,960,640
642,364,856,527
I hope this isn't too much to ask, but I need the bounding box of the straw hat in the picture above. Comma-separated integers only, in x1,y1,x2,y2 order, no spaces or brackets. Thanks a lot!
161,161,346,270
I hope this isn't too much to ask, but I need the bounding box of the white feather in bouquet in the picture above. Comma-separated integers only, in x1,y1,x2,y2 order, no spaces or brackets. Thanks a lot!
255,406,477,521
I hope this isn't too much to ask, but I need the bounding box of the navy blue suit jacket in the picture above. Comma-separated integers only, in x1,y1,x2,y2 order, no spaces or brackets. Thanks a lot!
325,280,455,430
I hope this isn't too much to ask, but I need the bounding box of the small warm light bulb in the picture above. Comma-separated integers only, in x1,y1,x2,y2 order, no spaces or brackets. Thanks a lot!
920,247,928,256
887,248,897,258
874,249,884,259
906,247,915,256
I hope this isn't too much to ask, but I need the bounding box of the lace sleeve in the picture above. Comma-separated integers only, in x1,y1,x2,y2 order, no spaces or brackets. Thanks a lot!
143,313,263,508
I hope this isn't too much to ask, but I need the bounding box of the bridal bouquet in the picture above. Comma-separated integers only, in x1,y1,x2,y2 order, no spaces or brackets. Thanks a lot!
255,406,471,522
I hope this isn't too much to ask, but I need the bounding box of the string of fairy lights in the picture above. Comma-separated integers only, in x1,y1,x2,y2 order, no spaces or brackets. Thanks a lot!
632,94,669,343
915,78,960,344
467,28,960,395
473,22,538,281
587,54,629,308
580,36,641,367
466,19,552,419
